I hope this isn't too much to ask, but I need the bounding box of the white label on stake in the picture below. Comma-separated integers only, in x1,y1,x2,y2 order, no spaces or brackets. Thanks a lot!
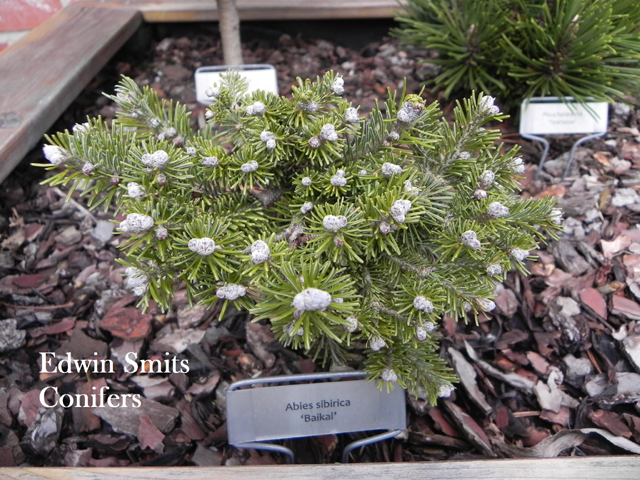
195,64,278,104
520,97,608,136
226,379,406,444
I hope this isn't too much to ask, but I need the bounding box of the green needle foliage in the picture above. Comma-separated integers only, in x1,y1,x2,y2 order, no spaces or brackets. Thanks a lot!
394,0,640,110
36,71,561,401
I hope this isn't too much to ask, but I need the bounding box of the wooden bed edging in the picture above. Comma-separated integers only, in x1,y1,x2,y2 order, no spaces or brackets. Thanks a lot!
83,0,403,22
2,456,640,479
0,5,142,184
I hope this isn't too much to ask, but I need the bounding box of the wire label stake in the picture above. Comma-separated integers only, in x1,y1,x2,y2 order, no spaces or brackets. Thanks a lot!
520,97,609,180
226,371,406,463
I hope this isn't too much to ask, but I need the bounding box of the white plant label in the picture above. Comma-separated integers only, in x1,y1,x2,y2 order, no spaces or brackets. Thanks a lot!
195,64,278,104
226,379,406,444
520,97,609,136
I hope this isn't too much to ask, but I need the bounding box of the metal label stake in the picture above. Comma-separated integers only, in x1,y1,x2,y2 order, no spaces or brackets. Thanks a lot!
226,371,406,463
519,97,609,181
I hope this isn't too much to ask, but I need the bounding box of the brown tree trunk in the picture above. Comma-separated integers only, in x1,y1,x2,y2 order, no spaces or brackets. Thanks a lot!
216,0,243,65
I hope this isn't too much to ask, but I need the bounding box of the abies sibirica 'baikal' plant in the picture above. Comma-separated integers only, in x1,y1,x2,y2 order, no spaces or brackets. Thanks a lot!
38,72,562,402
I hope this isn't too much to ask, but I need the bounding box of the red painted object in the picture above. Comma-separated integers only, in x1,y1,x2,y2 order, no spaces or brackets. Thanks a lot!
0,0,63,32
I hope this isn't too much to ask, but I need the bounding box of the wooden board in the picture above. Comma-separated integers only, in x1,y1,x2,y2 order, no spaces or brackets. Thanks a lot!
81,0,403,22
2,456,640,479
0,5,142,183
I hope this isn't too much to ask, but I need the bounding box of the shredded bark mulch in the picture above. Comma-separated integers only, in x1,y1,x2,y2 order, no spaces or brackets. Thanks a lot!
2,23,640,466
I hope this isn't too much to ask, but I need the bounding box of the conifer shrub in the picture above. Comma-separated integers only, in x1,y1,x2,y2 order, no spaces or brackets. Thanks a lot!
37,72,561,401
394,0,640,110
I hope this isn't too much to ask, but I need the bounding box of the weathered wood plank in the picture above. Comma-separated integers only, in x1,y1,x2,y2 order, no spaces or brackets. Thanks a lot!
80,0,404,22
0,5,142,183
2,456,640,479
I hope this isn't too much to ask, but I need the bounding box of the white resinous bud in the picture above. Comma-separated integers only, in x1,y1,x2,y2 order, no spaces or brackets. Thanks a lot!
345,315,359,333
457,151,471,160
550,208,562,225
125,267,148,294
188,237,216,256
124,269,146,292
381,367,398,383
156,173,167,185
155,226,168,240
205,110,214,120
300,202,314,214
260,131,277,151
438,383,455,398
301,177,312,187
474,189,488,200
388,131,400,141
330,170,347,187
299,101,319,112
397,101,423,124
403,180,419,195
292,288,332,312
323,215,348,232
81,163,95,175
149,118,161,128
127,182,145,199
478,170,495,189
379,221,391,235
381,162,402,178
390,199,412,223
201,156,219,167
164,127,177,138
487,264,503,276
246,101,266,116
205,86,220,99
241,160,259,173
73,122,90,134
415,326,428,341
479,95,498,114
370,336,386,352
512,157,525,174
141,150,169,168
43,145,70,165
332,77,345,95
308,136,321,149
186,147,197,156
250,240,270,264
488,201,509,218
344,107,359,124
217,284,246,301
119,213,154,233
285,323,304,336
461,230,481,250
260,131,273,142
320,124,338,142
510,248,529,262
478,298,496,312
463,302,473,313
413,296,434,313
416,322,436,340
